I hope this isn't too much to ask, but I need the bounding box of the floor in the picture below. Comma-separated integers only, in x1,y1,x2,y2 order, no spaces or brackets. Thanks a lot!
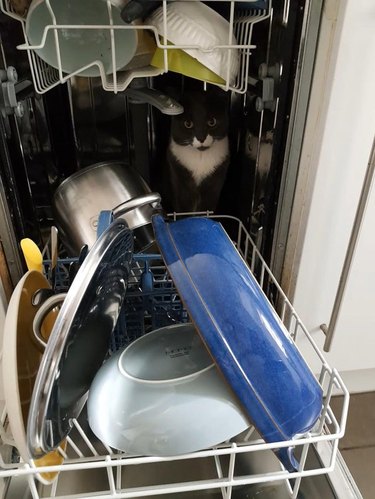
331,392,375,499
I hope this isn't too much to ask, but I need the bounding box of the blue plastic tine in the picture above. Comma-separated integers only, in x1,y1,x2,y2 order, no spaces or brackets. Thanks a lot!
96,210,114,240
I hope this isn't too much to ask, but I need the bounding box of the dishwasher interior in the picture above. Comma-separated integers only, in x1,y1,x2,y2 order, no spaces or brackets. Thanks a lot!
0,0,311,281
0,0,358,498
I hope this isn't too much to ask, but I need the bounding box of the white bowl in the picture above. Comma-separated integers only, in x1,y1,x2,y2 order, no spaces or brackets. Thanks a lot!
87,323,249,456
26,0,138,77
147,2,239,85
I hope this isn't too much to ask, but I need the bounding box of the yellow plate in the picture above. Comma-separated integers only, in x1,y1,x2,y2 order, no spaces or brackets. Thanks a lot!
151,44,225,85
2,270,65,484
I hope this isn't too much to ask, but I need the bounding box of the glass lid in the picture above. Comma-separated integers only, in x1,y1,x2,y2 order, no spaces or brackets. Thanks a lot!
27,219,133,458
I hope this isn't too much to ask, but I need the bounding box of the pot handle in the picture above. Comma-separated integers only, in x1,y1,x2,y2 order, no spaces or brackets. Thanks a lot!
33,293,67,349
124,88,184,116
112,192,162,219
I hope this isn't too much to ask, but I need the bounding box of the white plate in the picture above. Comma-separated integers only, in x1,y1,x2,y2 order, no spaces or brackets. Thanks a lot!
147,2,239,85
87,323,249,456
2,270,65,485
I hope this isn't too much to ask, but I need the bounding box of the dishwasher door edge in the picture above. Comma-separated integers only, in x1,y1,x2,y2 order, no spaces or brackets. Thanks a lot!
316,440,363,499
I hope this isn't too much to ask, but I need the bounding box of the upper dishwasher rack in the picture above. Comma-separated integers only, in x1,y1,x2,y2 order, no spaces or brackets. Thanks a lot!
0,0,271,94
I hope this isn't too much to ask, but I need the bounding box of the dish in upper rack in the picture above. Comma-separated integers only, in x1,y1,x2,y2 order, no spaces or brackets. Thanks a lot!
25,0,138,77
152,215,323,472
2,270,65,485
146,1,240,85
9,0,32,17
151,42,226,85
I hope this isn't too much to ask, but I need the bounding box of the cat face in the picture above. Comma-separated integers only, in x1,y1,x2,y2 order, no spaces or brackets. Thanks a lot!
171,90,229,151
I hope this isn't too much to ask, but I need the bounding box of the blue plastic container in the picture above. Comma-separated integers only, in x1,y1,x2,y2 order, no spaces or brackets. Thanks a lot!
152,215,323,471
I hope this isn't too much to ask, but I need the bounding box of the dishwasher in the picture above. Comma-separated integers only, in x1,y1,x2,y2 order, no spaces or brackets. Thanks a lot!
0,1,363,498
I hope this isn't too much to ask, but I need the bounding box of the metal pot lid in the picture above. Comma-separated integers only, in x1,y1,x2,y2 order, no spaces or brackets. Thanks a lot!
27,219,133,458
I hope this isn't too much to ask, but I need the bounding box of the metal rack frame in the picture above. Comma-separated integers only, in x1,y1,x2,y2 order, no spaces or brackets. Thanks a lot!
0,0,271,94
0,214,349,498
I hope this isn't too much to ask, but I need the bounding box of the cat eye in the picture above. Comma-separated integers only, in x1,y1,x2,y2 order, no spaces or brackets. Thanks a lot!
184,120,193,129
207,117,217,127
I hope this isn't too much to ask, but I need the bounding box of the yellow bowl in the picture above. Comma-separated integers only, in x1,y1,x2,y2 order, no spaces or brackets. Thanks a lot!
151,45,225,86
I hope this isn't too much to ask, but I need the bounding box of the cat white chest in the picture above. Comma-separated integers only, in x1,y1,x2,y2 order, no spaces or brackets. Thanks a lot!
170,137,229,185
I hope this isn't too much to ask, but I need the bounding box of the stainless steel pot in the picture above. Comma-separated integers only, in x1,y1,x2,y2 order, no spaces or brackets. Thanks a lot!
52,161,161,255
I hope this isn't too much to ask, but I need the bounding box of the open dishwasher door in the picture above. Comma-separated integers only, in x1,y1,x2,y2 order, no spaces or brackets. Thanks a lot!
0,0,368,498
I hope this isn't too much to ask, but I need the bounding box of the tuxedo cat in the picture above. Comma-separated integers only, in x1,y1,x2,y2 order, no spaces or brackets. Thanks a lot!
162,89,230,213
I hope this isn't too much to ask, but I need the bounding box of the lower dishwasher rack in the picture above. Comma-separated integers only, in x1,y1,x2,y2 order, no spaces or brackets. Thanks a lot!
0,214,349,499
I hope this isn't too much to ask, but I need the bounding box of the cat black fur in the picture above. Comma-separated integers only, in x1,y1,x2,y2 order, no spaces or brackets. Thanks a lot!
162,89,230,213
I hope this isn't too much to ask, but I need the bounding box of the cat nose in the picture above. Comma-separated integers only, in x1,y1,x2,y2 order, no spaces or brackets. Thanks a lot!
196,134,207,143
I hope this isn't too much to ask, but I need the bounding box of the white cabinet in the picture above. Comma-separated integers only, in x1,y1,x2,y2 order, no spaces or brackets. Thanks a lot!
285,0,375,392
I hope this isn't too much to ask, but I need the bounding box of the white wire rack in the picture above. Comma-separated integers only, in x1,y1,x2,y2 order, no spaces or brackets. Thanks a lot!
0,214,349,499
0,0,271,95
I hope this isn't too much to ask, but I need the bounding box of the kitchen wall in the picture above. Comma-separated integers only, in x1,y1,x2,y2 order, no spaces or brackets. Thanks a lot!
284,0,375,392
